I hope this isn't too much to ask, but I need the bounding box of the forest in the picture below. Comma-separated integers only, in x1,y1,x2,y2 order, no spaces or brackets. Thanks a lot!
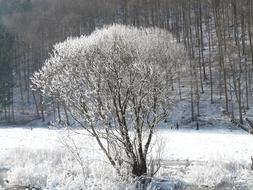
0,0,252,127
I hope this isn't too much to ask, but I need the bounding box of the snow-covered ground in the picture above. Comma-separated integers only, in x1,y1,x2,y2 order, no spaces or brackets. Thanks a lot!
0,127,252,189
1,92,253,190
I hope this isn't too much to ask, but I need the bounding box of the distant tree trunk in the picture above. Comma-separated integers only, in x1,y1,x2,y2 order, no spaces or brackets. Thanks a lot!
233,1,243,124
248,0,253,68
206,7,214,104
32,92,40,118
64,106,70,125
57,102,61,122
213,3,229,113
198,1,207,80
40,95,45,122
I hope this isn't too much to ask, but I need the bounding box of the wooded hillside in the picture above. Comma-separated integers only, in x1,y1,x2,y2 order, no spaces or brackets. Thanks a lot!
0,0,252,126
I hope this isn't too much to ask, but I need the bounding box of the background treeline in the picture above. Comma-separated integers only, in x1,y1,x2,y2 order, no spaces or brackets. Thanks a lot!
0,0,253,126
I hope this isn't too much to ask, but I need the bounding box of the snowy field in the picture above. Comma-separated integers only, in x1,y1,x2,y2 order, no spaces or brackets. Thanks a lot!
0,127,253,189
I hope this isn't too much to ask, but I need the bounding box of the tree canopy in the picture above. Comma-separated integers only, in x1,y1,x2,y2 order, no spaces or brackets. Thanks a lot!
32,24,186,177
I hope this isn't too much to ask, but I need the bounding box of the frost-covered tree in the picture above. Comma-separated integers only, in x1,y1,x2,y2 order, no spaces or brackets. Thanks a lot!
31,24,186,177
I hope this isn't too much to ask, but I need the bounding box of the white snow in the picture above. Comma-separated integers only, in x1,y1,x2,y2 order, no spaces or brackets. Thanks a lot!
0,127,252,189
159,128,253,162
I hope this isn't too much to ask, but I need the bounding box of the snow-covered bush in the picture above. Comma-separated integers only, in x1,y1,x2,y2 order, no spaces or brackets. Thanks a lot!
5,148,124,190
31,24,186,177
184,159,249,188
